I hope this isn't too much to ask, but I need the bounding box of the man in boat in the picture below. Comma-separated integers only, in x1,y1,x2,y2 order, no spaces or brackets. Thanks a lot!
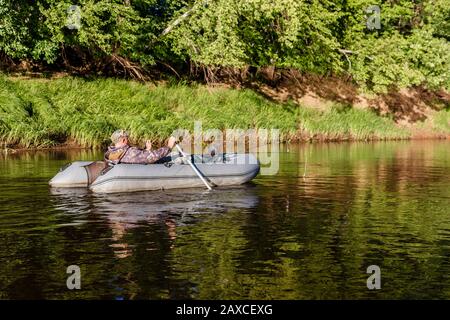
105,129,177,165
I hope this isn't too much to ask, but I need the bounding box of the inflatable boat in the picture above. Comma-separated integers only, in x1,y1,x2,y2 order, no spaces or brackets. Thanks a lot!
49,153,260,193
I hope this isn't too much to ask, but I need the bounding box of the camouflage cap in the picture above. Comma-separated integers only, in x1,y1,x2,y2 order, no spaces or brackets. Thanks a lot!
111,129,129,144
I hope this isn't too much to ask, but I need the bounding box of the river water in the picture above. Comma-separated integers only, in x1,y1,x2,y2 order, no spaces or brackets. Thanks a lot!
0,141,449,299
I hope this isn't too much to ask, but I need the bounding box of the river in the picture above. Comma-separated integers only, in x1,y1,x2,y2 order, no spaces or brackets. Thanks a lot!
0,141,449,299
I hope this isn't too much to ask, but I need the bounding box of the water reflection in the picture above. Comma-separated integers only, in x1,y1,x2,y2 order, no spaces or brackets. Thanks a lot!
50,186,259,260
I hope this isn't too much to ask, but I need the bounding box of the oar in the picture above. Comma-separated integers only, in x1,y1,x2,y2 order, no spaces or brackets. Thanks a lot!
175,144,212,190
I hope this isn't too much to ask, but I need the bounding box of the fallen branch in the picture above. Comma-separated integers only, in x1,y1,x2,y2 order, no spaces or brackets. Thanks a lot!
156,60,181,79
339,49,352,71
159,1,209,37
338,48,374,61
111,54,146,81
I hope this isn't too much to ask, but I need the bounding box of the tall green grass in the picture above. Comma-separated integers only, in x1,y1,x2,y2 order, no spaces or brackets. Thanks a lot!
0,74,418,148
425,109,450,134
297,103,409,141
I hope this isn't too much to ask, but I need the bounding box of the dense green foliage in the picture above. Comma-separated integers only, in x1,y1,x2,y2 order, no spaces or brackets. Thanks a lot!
1,0,449,92
0,75,417,148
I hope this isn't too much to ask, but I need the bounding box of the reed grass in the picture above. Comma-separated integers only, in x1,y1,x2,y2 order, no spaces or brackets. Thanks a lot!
0,74,430,149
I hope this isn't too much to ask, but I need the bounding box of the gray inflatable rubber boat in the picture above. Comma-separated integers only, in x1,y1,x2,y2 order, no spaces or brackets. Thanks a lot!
49,153,260,193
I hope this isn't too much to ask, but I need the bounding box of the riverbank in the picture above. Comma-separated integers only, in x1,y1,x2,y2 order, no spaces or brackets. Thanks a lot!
0,74,449,149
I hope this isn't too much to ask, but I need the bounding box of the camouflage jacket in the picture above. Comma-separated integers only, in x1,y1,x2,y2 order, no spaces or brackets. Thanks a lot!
104,145,171,165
